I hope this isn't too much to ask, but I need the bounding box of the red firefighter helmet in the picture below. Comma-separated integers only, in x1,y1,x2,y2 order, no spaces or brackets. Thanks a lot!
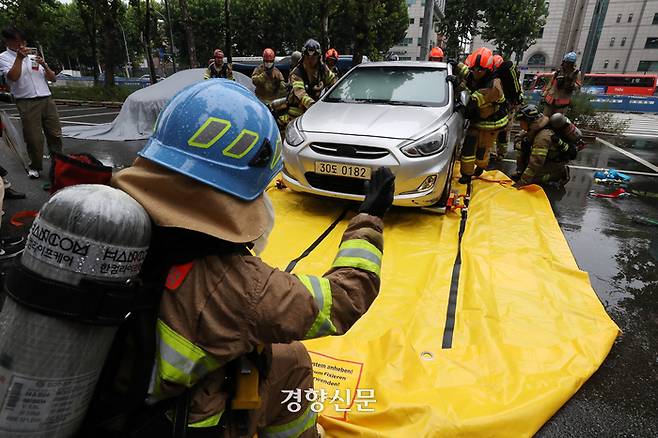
465,47,494,71
493,54,504,69
325,48,339,62
428,47,444,61
263,48,275,62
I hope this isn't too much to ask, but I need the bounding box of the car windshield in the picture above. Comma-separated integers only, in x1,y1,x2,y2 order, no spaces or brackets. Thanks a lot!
325,66,448,107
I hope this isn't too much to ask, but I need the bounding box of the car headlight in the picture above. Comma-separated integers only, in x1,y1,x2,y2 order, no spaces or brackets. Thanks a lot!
285,119,306,147
400,127,448,158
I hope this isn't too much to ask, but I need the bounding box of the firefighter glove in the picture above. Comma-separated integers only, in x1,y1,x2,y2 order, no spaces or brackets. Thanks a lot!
359,167,395,218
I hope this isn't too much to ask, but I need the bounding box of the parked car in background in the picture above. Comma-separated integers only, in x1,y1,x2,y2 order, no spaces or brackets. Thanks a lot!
139,74,164,82
282,61,465,209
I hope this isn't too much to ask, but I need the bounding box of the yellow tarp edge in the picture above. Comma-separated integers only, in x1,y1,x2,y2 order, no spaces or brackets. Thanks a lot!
261,172,619,437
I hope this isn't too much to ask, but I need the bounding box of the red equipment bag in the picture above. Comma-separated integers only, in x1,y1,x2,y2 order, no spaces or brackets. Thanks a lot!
50,152,113,194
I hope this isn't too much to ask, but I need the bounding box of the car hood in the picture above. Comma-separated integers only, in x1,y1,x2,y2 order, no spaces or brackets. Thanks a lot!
299,102,451,140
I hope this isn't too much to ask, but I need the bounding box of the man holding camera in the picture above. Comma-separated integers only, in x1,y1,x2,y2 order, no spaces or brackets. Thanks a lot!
0,26,62,180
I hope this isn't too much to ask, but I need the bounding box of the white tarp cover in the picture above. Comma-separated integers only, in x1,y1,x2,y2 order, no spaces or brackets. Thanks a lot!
1,110,30,170
62,69,255,141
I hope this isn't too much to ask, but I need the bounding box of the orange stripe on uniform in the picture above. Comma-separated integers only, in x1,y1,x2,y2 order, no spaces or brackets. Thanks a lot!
165,262,194,290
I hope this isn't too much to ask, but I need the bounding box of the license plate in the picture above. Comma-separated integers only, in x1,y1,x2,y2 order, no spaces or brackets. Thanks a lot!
315,162,371,179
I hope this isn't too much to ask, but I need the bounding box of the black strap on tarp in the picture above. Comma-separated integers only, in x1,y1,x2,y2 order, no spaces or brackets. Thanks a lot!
284,206,351,273
442,181,472,349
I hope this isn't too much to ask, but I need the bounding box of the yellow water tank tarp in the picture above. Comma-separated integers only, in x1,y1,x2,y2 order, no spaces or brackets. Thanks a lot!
261,171,619,437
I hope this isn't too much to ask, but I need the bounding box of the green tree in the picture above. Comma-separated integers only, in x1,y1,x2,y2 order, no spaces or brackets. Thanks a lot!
99,0,122,87
330,0,408,62
480,0,547,61
438,0,483,59
178,0,197,66
77,0,101,84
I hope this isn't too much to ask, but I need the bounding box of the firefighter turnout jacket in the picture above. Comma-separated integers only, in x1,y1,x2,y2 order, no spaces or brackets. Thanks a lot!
251,64,287,104
287,63,336,117
464,72,509,130
205,62,234,80
543,67,582,107
516,119,570,186
145,213,383,427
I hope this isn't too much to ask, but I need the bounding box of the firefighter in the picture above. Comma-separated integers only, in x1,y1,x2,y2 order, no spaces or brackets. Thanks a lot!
204,48,234,80
458,47,508,184
542,52,581,116
112,80,395,437
428,47,444,62
512,104,570,188
279,39,336,128
252,48,286,104
325,48,340,77
492,54,510,160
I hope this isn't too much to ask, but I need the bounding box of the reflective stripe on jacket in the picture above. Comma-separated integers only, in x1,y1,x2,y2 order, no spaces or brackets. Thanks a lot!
147,213,384,426
467,76,508,130
288,64,337,113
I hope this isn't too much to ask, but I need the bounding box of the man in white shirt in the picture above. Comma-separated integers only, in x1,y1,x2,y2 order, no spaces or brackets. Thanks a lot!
0,26,62,179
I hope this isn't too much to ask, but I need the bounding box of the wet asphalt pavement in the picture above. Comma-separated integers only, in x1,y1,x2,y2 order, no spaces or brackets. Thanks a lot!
0,103,656,437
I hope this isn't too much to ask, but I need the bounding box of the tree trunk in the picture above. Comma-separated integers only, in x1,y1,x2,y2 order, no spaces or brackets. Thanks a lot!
78,1,100,85
90,19,99,86
320,0,332,50
102,0,120,88
352,0,369,66
144,0,157,84
224,0,231,62
178,0,197,67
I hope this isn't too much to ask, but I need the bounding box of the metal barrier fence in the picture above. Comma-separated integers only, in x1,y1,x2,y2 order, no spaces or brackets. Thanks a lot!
53,76,151,88
525,91,658,114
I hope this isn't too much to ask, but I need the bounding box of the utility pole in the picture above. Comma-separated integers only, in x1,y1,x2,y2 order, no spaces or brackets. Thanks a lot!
163,0,177,73
118,22,131,77
225,0,232,63
420,0,434,60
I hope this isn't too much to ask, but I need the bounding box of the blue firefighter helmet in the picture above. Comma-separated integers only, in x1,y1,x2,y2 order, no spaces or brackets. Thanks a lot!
563,52,577,63
139,79,282,201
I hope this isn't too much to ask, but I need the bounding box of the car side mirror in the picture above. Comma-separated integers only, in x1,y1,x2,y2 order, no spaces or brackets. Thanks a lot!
460,90,470,106
446,74,457,84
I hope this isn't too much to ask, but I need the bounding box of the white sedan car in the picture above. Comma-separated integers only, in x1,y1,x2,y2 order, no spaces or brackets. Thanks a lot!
282,61,466,208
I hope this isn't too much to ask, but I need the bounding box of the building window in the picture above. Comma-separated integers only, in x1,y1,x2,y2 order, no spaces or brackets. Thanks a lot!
400,37,413,46
603,59,609,68
406,0,415,6
621,37,626,46
399,56,412,61
527,53,546,66
610,37,615,47
538,27,544,38
638,60,658,71
409,18,415,25
616,14,622,23
653,13,658,24
628,13,633,23
645,37,658,48
545,2,549,15
419,18,424,26
418,38,422,46
614,59,620,69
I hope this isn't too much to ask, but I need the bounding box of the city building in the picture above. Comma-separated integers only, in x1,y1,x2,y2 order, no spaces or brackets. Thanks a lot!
470,0,586,81
470,0,658,83
389,0,446,61
578,0,658,74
